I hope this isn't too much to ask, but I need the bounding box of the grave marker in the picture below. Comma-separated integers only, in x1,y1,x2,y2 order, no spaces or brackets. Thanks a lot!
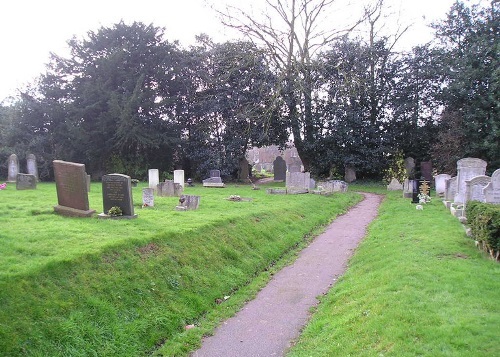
7,154,19,182
174,170,185,189
286,172,310,194
176,194,201,210
99,174,137,219
454,158,487,204
148,169,159,192
465,175,491,203
26,154,39,181
484,169,500,204
273,156,286,181
142,188,155,207
16,173,37,190
434,174,451,196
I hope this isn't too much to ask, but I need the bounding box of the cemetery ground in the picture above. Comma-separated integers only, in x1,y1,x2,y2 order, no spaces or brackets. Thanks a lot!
0,182,498,356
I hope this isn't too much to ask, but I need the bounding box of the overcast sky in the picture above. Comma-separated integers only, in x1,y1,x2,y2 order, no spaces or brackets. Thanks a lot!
0,0,474,102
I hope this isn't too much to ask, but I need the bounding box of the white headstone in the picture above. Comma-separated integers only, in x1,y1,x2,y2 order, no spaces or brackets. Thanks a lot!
445,177,457,201
148,169,159,192
454,158,487,204
286,172,311,193
174,170,185,189
26,154,39,181
434,174,452,195
465,175,491,203
484,169,500,204
142,188,155,207
387,178,403,191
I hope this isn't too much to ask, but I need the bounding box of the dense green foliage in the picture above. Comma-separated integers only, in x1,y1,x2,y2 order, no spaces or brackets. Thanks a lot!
465,200,500,260
288,189,500,357
0,182,360,356
0,1,498,180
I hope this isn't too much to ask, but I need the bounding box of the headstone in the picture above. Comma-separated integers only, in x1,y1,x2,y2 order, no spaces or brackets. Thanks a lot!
445,176,457,202
157,180,183,197
203,170,224,187
273,157,286,181
403,179,413,198
387,178,403,191
7,154,19,182
434,174,451,196
310,178,316,189
175,194,201,211
53,160,95,217
454,158,487,204
465,175,491,203
148,169,159,192
86,174,91,192
238,158,250,180
411,179,420,203
404,157,415,178
344,166,356,183
317,180,348,193
99,174,137,219
286,172,311,193
174,170,185,189
142,188,155,207
484,169,500,204
26,154,39,181
420,161,433,182
16,173,37,190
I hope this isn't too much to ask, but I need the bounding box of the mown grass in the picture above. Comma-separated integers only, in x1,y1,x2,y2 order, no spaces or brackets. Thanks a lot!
0,181,361,356
288,187,500,357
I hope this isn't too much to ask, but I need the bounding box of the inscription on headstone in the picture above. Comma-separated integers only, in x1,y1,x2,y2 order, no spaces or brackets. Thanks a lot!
16,173,37,190
26,154,38,181
142,188,155,207
7,154,19,182
100,174,137,218
53,160,95,217
273,156,286,181
484,169,500,204
420,161,433,182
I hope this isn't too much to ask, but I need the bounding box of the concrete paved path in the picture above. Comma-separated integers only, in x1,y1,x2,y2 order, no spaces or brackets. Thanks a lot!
192,193,382,357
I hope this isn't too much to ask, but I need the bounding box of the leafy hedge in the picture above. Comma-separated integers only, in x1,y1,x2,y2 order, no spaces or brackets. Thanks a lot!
466,201,500,261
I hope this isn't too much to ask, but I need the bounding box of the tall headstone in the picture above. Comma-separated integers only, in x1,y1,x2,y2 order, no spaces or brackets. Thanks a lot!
445,177,457,202
99,174,137,219
465,175,491,203
174,170,185,189
420,161,433,182
53,160,95,217
7,154,19,182
454,158,487,204
286,172,311,194
148,169,159,192
142,188,155,207
273,156,286,181
404,157,415,178
484,169,500,204
26,154,39,181
16,173,37,190
344,166,356,183
434,174,452,196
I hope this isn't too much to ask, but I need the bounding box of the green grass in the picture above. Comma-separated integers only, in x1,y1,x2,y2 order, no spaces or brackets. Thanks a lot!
287,188,500,357
0,181,361,356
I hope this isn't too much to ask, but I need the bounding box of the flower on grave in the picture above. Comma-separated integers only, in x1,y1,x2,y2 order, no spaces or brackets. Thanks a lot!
131,179,139,183
142,203,149,208
108,206,123,216
0,182,6,190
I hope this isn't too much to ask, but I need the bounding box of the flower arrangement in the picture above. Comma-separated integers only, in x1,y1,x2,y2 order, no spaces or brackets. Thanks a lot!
108,206,123,216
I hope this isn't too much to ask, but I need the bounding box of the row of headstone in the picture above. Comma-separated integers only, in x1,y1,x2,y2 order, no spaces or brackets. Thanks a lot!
7,153,38,182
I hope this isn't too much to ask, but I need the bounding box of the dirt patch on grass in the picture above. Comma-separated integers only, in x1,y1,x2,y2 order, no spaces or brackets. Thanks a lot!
137,242,160,259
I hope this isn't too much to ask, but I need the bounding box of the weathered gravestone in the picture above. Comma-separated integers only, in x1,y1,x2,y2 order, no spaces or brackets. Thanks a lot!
26,154,39,181
174,170,185,189
16,173,37,190
403,179,413,198
99,174,137,219
344,166,356,183
176,194,201,211
317,180,348,193
7,154,19,182
387,178,403,191
148,169,159,192
203,170,225,187
157,180,183,197
273,156,286,181
288,164,301,173
445,176,457,202
434,174,452,196
53,160,95,217
454,158,487,204
142,188,155,207
404,157,415,178
286,172,310,194
484,169,500,204
465,175,491,203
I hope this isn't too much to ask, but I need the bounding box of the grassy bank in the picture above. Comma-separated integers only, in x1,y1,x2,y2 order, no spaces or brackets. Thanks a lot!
288,188,500,357
0,182,361,356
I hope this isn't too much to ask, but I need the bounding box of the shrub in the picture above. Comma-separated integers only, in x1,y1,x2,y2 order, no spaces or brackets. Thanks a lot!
466,201,500,260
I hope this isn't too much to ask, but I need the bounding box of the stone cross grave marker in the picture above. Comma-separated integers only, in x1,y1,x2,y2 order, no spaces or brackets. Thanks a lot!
454,158,487,204
16,173,37,190
99,174,137,219
484,169,500,204
53,160,95,217
7,154,19,182
273,156,286,181
26,154,39,181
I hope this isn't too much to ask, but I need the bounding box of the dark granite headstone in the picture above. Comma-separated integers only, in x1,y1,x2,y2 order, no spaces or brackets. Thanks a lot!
53,160,95,217
7,154,19,182
100,174,136,218
273,156,286,181
420,161,433,182
16,173,37,190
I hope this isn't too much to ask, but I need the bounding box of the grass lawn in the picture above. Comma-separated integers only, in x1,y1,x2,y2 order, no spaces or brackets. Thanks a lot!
288,186,500,357
0,181,361,356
